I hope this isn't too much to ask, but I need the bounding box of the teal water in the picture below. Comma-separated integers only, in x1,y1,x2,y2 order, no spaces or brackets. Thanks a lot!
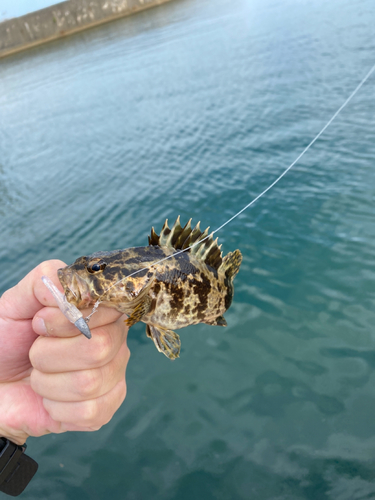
1,0,375,498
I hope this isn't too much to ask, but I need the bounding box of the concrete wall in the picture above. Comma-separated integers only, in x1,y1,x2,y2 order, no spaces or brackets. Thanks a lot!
0,0,174,58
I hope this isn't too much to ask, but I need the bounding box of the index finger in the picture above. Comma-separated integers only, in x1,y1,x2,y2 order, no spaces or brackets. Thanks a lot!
33,305,125,338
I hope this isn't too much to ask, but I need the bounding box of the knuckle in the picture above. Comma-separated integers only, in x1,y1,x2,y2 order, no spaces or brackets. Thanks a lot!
79,399,100,426
111,379,127,414
37,261,50,278
38,260,66,278
73,369,102,399
79,384,126,427
42,398,60,422
89,330,113,366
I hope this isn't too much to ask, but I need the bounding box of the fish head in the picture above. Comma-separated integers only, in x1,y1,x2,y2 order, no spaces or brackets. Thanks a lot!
58,249,156,310
58,255,101,309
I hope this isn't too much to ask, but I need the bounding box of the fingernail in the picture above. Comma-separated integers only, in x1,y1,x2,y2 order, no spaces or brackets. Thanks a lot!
34,317,48,335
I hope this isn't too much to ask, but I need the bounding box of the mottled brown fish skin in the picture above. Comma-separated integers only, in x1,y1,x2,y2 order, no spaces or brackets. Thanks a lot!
142,251,231,330
58,217,242,359
58,246,232,330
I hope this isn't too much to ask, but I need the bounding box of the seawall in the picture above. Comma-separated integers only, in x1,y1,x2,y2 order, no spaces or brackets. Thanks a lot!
0,0,174,59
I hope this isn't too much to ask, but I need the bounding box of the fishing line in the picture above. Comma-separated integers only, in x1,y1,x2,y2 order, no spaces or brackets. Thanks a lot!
86,62,375,321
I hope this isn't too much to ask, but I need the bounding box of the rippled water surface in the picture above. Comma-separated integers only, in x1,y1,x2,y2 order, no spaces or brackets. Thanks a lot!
1,0,375,498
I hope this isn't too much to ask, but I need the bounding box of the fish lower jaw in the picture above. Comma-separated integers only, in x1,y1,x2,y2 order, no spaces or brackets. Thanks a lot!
78,289,100,309
63,287,92,309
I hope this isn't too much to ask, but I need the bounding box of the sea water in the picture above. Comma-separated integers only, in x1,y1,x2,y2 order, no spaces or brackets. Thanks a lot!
1,0,375,498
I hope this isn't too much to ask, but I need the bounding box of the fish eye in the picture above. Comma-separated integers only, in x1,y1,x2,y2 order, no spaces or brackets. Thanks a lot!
87,259,107,274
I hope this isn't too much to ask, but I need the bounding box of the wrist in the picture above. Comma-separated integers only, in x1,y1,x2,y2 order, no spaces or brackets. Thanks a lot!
0,425,28,447
0,385,31,446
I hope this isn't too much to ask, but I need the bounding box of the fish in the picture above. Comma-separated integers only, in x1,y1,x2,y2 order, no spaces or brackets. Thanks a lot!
58,216,242,360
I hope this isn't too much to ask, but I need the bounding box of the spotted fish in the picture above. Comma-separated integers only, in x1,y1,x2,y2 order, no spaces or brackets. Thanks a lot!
58,217,242,360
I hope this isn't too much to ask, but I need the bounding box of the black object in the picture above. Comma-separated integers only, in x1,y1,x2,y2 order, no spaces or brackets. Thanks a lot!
0,438,38,496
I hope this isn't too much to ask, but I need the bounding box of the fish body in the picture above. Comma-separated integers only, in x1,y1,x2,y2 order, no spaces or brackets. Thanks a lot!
58,217,242,359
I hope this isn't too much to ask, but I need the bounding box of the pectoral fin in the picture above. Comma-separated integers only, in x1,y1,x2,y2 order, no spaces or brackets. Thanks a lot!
146,324,181,360
126,273,155,304
125,295,152,327
121,274,155,326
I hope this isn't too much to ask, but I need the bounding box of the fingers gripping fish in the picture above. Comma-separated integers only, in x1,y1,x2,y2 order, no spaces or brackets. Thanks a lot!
57,217,242,360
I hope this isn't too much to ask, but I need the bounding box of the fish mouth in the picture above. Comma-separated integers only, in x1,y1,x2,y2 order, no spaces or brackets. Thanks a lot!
57,267,93,309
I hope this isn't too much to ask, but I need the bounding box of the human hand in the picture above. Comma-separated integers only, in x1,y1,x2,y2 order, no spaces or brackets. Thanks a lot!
0,260,129,445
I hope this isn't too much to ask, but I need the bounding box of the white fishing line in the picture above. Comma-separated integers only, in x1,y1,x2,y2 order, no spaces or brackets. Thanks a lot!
86,62,375,319
213,62,375,234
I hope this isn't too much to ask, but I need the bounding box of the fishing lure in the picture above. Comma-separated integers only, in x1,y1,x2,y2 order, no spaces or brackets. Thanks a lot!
41,276,92,339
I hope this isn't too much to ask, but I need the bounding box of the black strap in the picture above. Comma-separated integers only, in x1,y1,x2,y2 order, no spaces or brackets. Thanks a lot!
0,438,38,496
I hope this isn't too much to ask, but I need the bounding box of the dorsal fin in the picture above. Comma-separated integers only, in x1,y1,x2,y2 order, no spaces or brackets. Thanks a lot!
148,216,223,270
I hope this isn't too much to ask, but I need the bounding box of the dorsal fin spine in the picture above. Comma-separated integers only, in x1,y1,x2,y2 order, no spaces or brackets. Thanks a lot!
148,216,224,270
193,235,215,260
182,222,202,249
148,227,158,246
192,230,212,260
171,215,183,247
159,219,171,246
174,218,192,249
209,242,222,267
